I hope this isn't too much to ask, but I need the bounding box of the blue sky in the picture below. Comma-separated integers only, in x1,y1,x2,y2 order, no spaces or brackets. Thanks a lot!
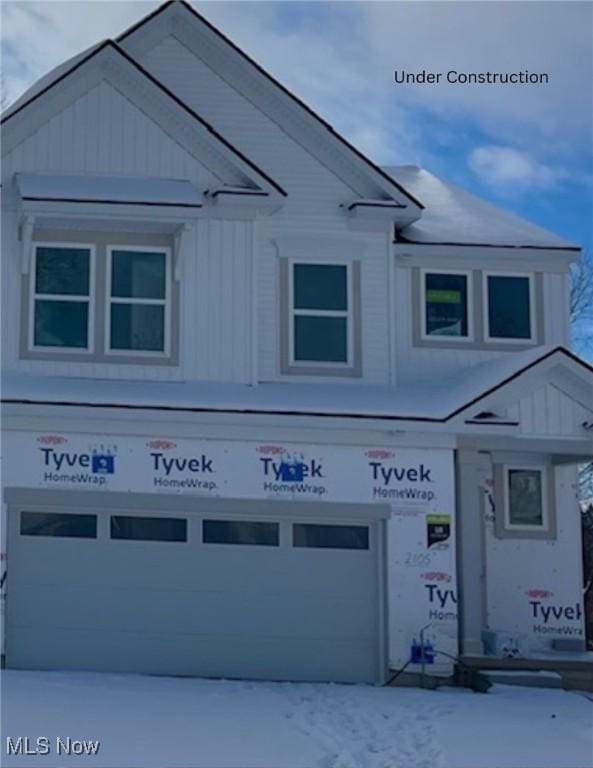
2,0,592,352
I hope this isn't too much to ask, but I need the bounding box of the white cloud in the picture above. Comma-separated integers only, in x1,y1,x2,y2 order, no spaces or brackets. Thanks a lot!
360,1,593,160
467,146,562,191
1,1,156,105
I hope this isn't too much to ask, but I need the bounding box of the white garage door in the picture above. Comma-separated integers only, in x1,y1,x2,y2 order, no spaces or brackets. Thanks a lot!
6,493,386,683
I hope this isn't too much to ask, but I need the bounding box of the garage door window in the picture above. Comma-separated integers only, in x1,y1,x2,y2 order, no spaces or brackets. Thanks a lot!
293,523,369,550
20,511,97,538
111,515,187,542
203,520,279,546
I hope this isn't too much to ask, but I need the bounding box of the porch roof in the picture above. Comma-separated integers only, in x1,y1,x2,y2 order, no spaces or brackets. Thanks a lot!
2,347,591,425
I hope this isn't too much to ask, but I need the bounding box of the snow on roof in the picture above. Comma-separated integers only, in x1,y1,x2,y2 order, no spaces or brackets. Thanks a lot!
2,42,107,120
16,173,203,207
386,165,579,250
2,347,582,421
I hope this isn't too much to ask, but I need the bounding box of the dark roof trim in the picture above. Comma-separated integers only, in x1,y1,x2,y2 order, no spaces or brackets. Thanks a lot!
348,201,406,211
2,40,286,198
209,189,269,198
22,196,202,208
0,398,442,422
117,0,424,210
1,40,112,124
113,42,285,197
3,348,590,423
394,234,581,253
446,346,593,421
464,420,519,427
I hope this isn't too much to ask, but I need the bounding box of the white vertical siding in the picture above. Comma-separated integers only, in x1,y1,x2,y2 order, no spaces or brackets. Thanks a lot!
506,384,591,437
2,83,210,186
542,272,570,345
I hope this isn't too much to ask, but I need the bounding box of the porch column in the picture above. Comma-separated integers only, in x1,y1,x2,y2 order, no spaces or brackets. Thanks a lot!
456,449,491,656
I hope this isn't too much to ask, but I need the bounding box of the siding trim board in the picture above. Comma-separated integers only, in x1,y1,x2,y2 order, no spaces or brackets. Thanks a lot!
395,235,581,253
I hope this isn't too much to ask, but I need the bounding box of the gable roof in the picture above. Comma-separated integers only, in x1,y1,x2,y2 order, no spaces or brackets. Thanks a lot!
1,40,285,199
388,165,579,251
115,0,423,211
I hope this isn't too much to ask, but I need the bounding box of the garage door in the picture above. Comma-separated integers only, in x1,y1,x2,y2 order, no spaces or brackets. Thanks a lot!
6,493,386,683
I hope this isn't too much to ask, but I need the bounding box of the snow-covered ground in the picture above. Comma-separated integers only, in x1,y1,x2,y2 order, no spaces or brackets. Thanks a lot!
1,670,592,768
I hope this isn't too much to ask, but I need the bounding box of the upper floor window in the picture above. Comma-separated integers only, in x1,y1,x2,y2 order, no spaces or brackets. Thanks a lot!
291,263,350,364
30,244,94,351
485,273,534,342
416,267,538,348
23,233,177,365
421,270,472,340
107,247,170,354
280,258,362,377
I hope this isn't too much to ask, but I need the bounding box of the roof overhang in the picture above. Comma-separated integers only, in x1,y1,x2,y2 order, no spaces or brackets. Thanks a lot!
2,348,591,445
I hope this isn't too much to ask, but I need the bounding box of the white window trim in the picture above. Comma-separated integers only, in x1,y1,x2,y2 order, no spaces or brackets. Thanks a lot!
28,241,96,354
420,268,474,343
105,245,172,358
483,271,536,344
502,464,549,532
288,259,353,369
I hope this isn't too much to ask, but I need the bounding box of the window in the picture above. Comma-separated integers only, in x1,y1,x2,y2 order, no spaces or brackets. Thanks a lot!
24,235,176,363
20,511,97,538
203,519,279,546
485,273,534,341
290,263,351,365
504,467,548,529
107,247,170,354
111,515,187,542
293,523,369,550
422,271,471,340
30,244,93,351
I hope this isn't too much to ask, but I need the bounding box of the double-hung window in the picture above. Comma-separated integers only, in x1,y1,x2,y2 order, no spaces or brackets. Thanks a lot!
289,262,352,366
30,244,94,351
26,237,174,362
107,247,170,355
484,272,535,342
421,270,472,340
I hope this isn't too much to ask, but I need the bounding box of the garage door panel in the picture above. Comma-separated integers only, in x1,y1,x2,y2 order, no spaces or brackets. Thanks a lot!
8,626,377,682
7,505,383,683
11,580,377,639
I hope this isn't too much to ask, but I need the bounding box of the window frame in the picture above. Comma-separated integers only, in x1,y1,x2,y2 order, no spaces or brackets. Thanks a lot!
20,509,98,539
483,271,536,344
502,464,550,532
420,268,474,343
288,259,354,369
105,244,172,358
110,514,188,543
28,241,96,354
202,518,280,547
292,522,370,550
